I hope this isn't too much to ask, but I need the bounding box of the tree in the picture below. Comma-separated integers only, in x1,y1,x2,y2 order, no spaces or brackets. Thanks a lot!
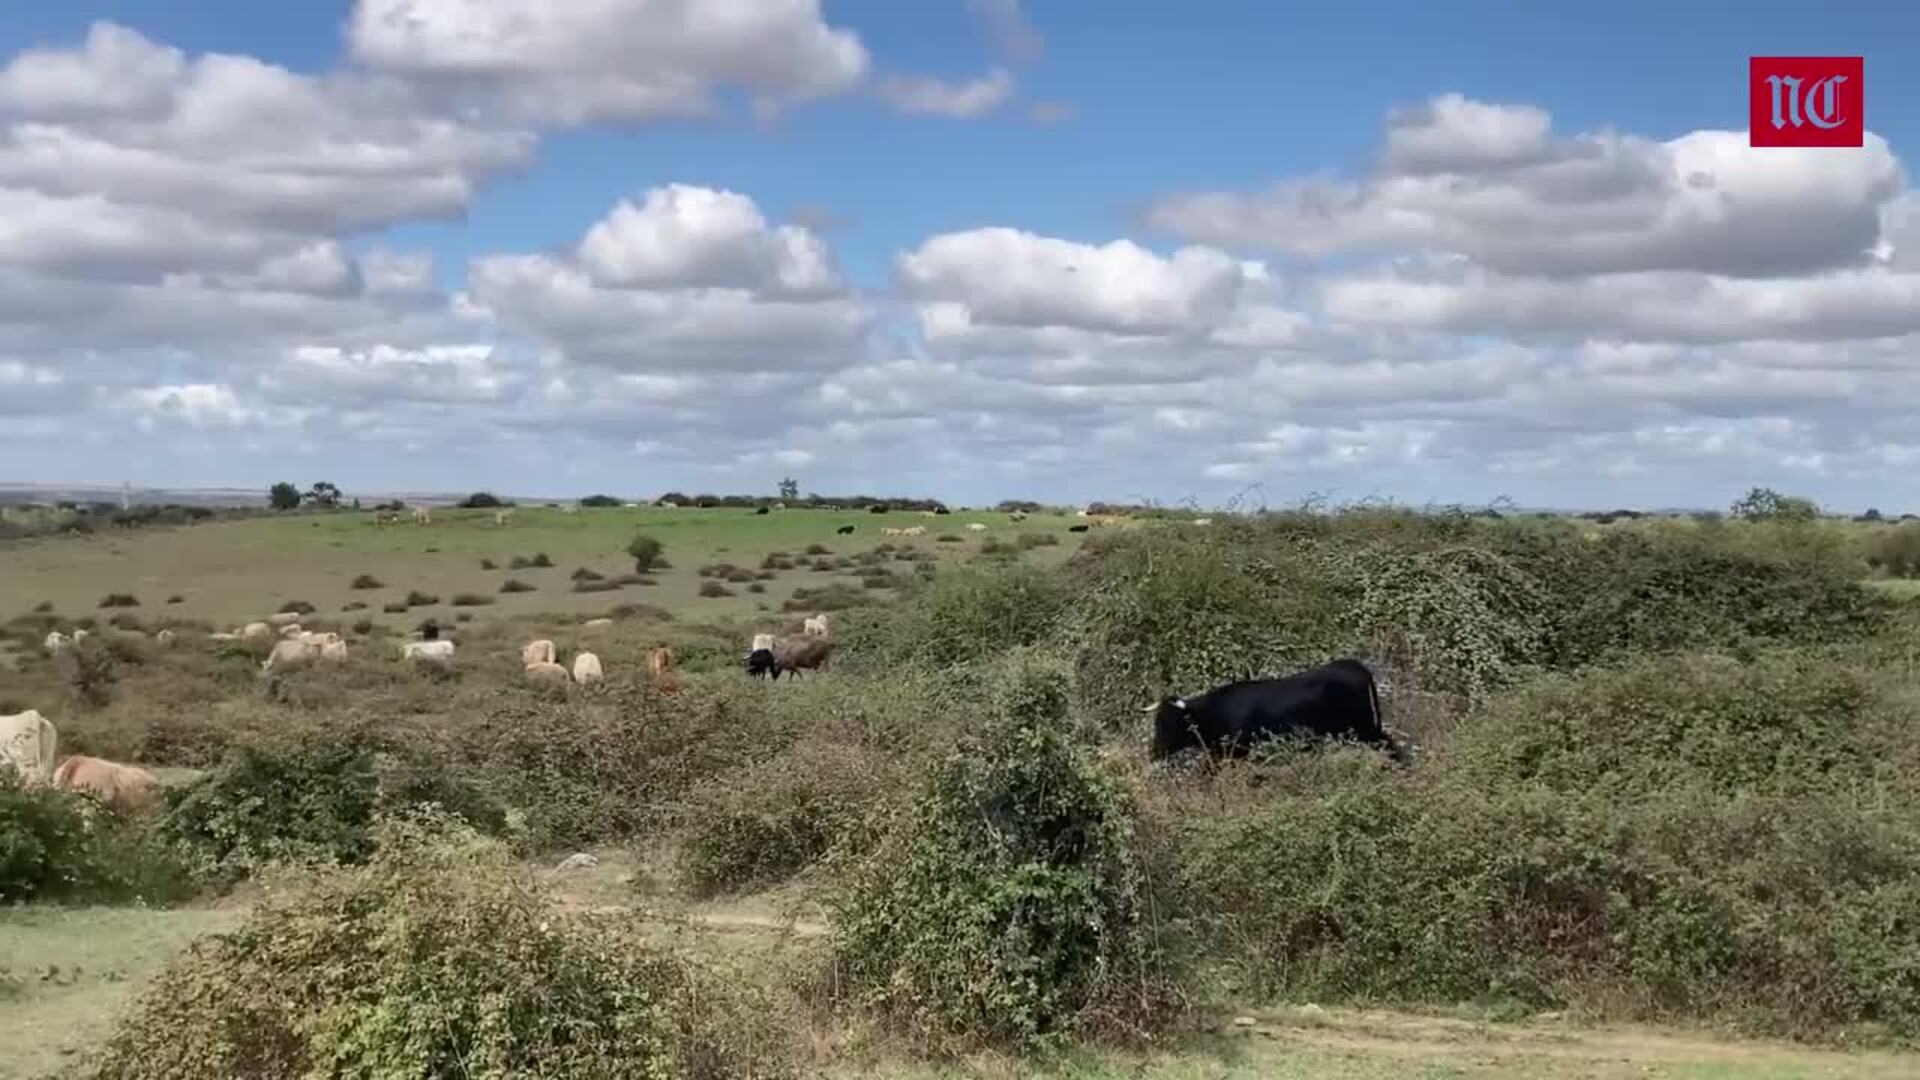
268,482,300,511
1863,507,1885,522
778,477,800,501
625,533,663,574
1730,486,1819,523
304,481,342,508
458,492,505,509
579,494,622,508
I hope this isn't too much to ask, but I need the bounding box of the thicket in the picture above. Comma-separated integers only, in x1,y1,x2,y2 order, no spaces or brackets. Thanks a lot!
0,775,190,904
85,813,794,1080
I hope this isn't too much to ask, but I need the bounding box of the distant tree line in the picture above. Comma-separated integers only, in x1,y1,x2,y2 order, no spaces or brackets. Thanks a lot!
652,491,952,512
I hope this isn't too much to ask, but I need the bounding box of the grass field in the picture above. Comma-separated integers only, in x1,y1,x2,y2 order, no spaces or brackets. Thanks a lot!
6,507,1920,1078
0,505,1094,630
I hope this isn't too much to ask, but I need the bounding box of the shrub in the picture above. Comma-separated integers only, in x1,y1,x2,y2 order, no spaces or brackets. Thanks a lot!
699,582,734,598
99,593,140,608
450,593,494,607
165,595,183,605
349,574,383,590
350,619,374,635
158,731,504,884
626,533,664,573
1018,531,1060,549
276,600,317,615
69,644,119,707
573,579,621,593
499,578,536,593
32,601,52,613
747,583,766,594
507,556,532,570
381,602,409,615
341,601,367,612
0,774,191,904
725,567,758,583
403,590,439,607
457,491,504,508
782,584,875,612
571,566,605,581
761,553,796,571
580,494,622,508
480,557,497,570
843,565,1072,670
88,817,792,1080
530,552,553,568
829,659,1181,1049
1867,521,1920,577
805,543,832,556
938,533,962,543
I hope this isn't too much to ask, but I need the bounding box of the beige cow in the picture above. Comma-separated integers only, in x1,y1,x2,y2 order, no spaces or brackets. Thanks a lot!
241,621,273,642
52,755,163,816
571,652,604,685
524,661,571,685
803,615,830,638
521,639,558,666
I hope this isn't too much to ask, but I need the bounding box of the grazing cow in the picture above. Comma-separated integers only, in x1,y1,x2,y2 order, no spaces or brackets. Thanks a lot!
525,661,571,685
901,526,927,537
745,647,778,679
494,510,513,526
52,755,163,816
241,621,273,642
563,505,581,515
771,637,834,679
967,523,988,532
266,612,302,628
262,637,322,673
572,651,604,684
209,631,239,641
1144,659,1404,763
646,646,681,694
71,629,90,645
1192,518,1214,527
1,709,57,786
837,525,855,535
583,618,613,629
1068,524,1090,533
401,640,456,663
155,629,177,648
755,506,770,515
1009,512,1028,522
279,623,307,639
522,639,557,666
412,506,432,525
881,527,904,537
44,631,71,654
319,639,349,665
803,615,830,637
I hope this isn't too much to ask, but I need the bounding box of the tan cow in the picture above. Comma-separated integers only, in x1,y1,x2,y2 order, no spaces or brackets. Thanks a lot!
880,527,904,536
802,615,830,638
241,621,273,642
266,612,303,628
279,623,307,639
901,525,927,537
966,523,988,532
52,755,163,816
1,709,57,786
521,639,558,666
43,631,71,654
319,639,349,664
155,628,177,648
646,646,681,694
524,661,571,685
262,637,322,673
571,651,604,685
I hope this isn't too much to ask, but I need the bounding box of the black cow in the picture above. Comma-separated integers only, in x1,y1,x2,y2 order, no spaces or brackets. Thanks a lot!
1145,659,1405,763
1068,524,1090,533
744,647,778,679
836,525,856,535
754,506,770,515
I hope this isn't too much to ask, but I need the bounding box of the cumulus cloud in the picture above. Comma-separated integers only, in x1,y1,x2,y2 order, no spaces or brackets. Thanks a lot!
347,0,869,125
877,67,1015,118
1146,93,1908,279
472,186,874,374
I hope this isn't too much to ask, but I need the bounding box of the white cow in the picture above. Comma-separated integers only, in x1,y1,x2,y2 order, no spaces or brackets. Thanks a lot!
571,652,604,684
1192,518,1213,526
71,628,90,645
582,618,613,629
521,639,558,666
902,525,927,537
525,661,571,685
266,612,303,628
241,622,273,642
279,623,307,639
319,639,349,664
1,709,58,785
803,615,830,638
967,523,988,532
209,631,239,641
44,631,71,653
401,640,456,663
751,633,776,652
155,629,177,648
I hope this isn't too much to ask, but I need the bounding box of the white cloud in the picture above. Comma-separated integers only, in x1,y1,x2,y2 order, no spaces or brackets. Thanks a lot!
347,0,869,126
877,68,1015,118
966,0,1044,64
577,184,840,297
1146,94,1907,279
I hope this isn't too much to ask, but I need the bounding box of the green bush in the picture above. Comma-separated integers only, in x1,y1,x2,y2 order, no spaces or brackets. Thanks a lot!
85,815,793,1080
381,602,408,614
403,590,439,607
499,578,536,593
1350,544,1551,701
158,731,505,883
1018,531,1060,549
0,774,192,904
570,566,605,581
1866,522,1920,578
699,581,733,598
348,574,383,590
626,534,663,573
842,565,1072,670
450,593,494,607
98,593,140,608
276,600,317,615
829,659,1182,1049
804,543,832,556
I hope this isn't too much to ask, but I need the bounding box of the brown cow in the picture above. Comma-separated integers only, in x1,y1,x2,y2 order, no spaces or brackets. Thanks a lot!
646,646,682,694
52,755,163,816
771,636,834,679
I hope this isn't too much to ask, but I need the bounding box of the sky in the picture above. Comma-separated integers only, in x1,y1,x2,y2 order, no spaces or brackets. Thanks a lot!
0,2,1914,512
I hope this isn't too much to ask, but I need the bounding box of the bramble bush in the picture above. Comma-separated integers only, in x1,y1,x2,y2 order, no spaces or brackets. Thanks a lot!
85,811,794,1080
0,774,191,904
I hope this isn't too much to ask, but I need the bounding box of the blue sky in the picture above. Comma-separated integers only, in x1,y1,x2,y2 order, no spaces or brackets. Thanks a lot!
0,2,1914,510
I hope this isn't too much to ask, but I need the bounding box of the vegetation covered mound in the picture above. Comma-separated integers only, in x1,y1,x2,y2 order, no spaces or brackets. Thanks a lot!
84,813,794,1080
828,657,1184,1050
